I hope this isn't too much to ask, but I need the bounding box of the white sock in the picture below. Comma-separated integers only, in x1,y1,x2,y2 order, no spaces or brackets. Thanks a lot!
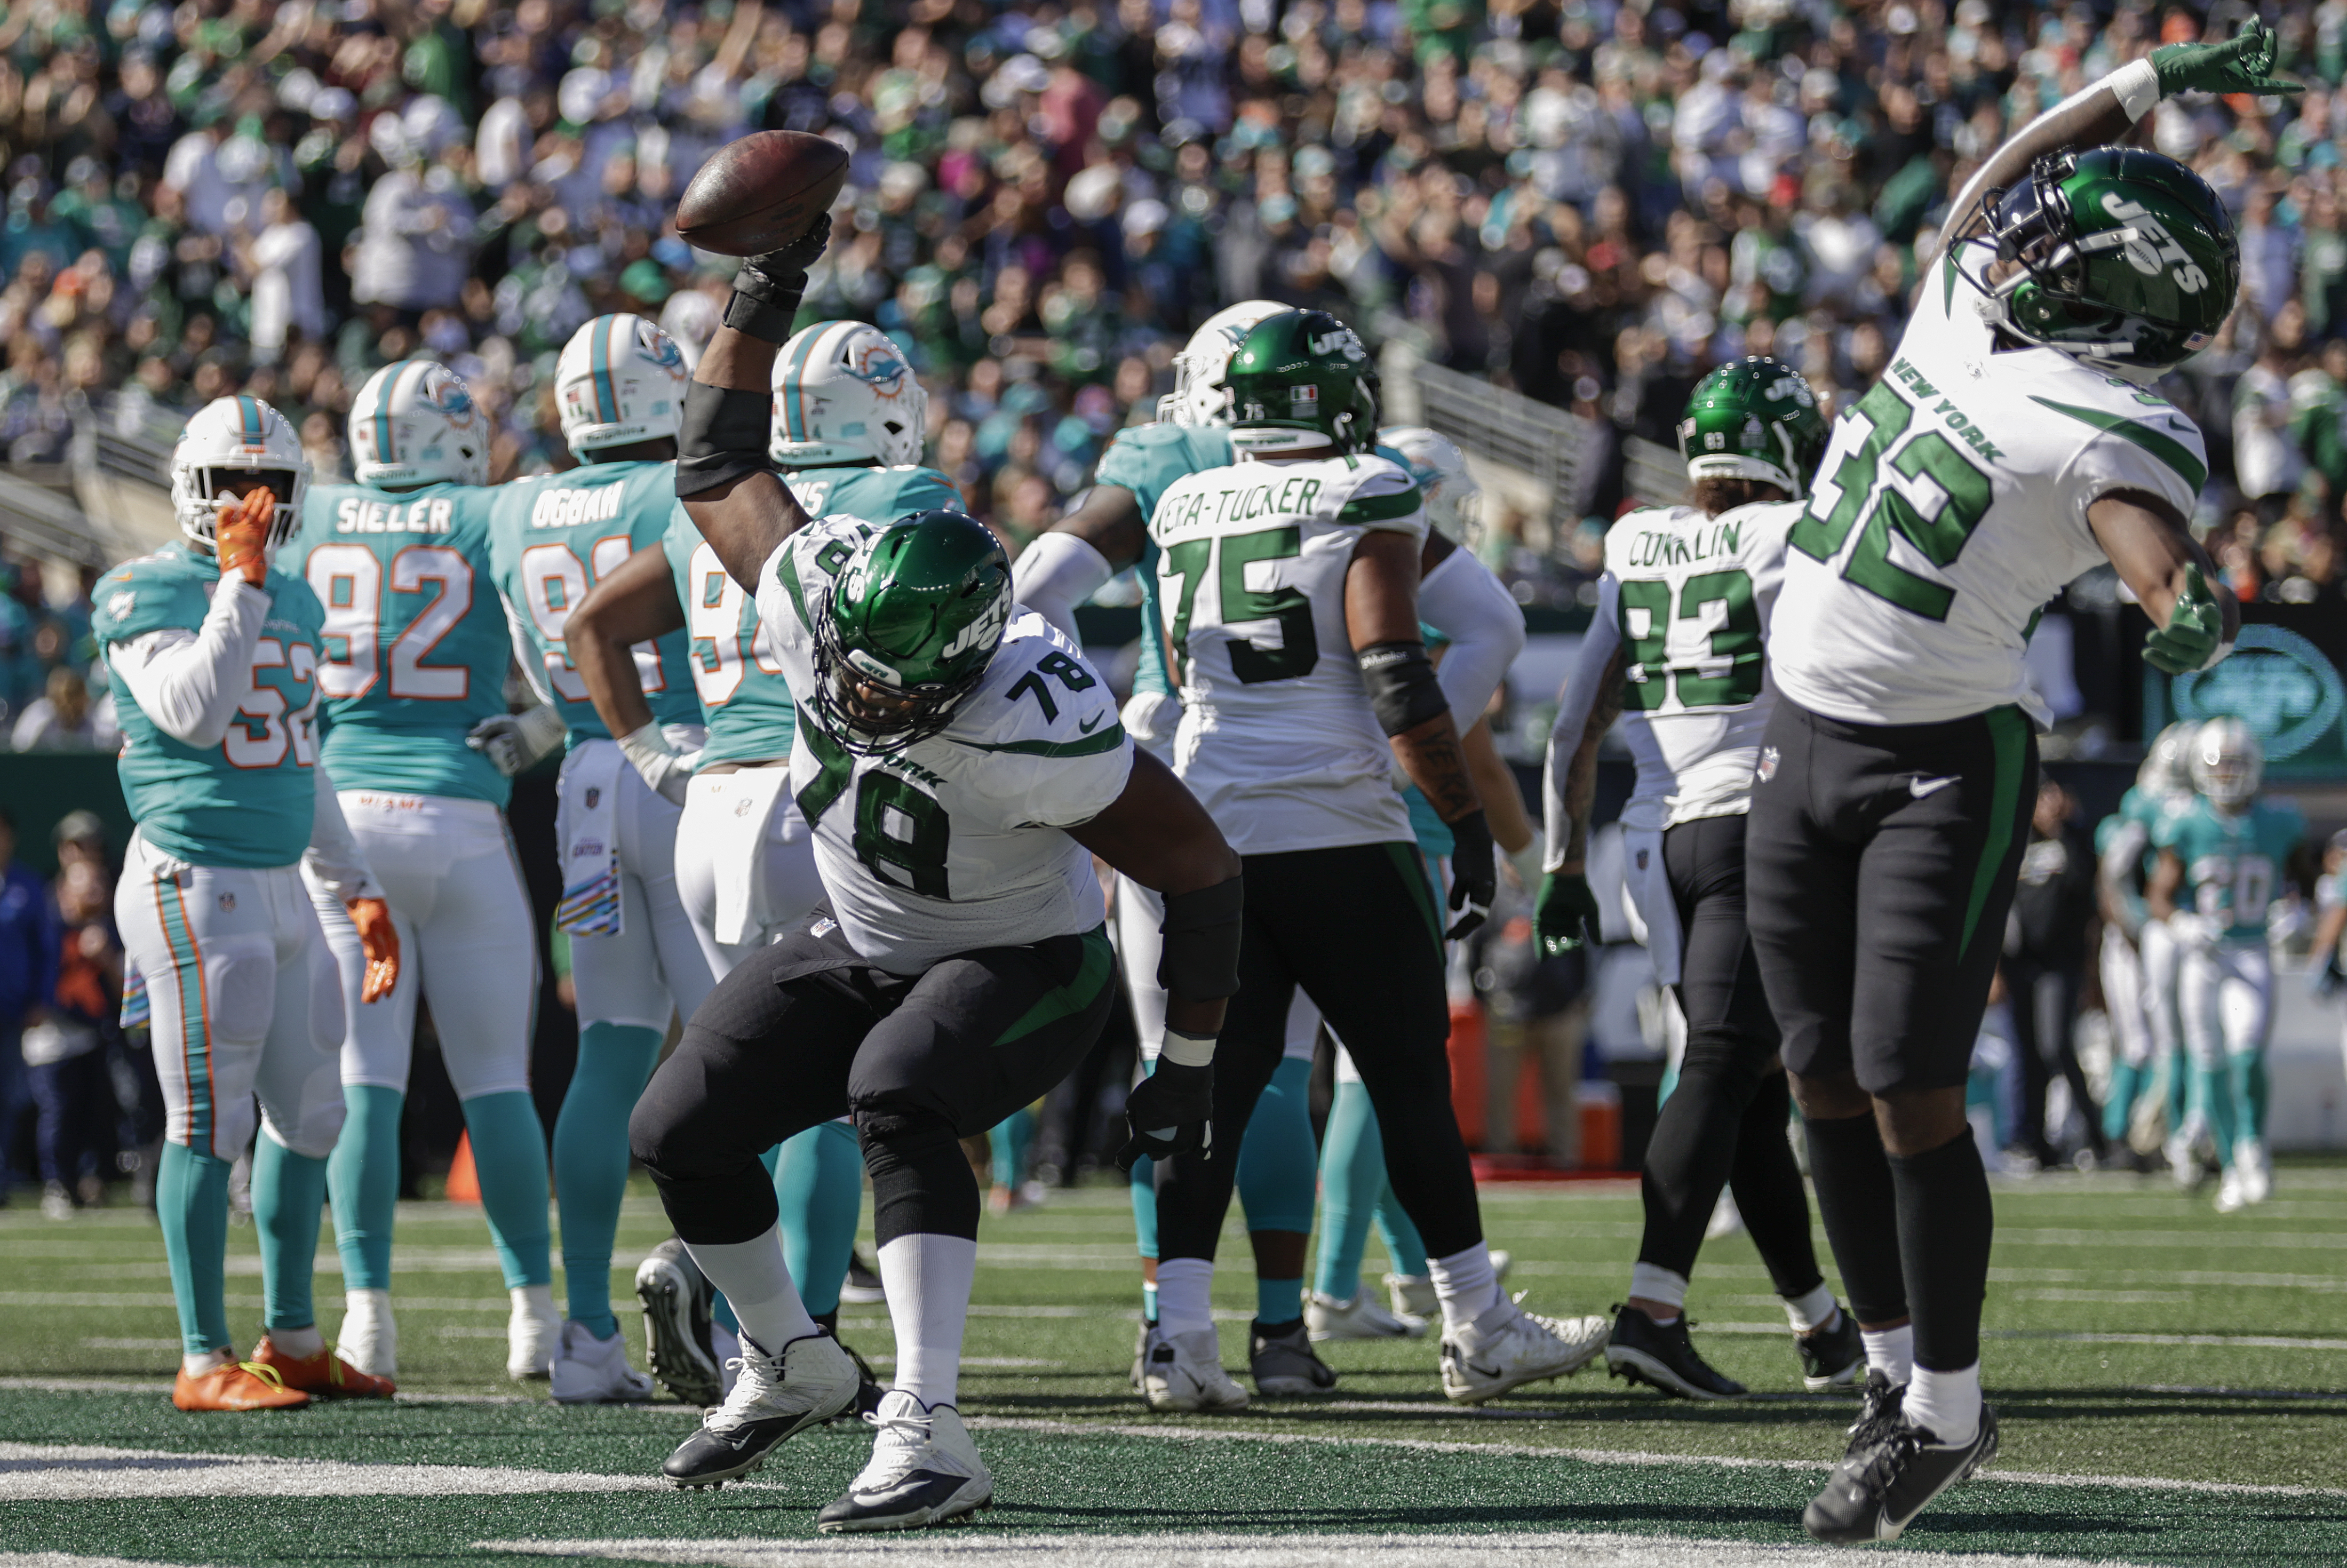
1628,1262,1689,1320
878,1232,977,1409
1783,1282,1837,1334
685,1226,818,1352
1861,1323,1915,1386
1428,1243,1502,1330
182,1347,235,1376
1155,1256,1215,1337
512,1283,555,1319
271,1323,325,1358
1903,1361,1982,1444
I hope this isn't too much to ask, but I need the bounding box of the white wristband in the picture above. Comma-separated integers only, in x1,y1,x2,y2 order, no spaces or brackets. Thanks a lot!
2111,57,2160,122
1160,1028,1216,1068
617,720,679,773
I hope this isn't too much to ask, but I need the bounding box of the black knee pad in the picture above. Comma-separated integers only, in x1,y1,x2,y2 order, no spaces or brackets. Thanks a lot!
856,1103,981,1245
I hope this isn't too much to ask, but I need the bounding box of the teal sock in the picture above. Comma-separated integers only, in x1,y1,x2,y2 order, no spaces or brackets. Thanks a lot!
987,1107,1035,1190
553,1022,664,1338
462,1091,552,1288
1237,1056,1317,1232
2229,1052,2268,1147
776,1120,862,1316
1373,1178,1429,1278
328,1085,402,1292
1256,1275,1303,1324
1131,1058,1159,1316
2166,1046,2189,1133
711,1144,786,1337
1312,1078,1382,1299
157,1142,233,1354
253,1130,329,1332
2193,1063,2237,1164
2103,1061,2142,1145
1142,1282,1158,1321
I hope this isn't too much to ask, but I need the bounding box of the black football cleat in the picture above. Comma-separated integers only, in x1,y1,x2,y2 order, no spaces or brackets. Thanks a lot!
1605,1303,1747,1400
1799,1308,1866,1392
1803,1402,1999,1543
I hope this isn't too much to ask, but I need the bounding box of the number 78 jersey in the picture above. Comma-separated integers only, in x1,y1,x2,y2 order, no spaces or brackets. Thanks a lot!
1770,251,2207,729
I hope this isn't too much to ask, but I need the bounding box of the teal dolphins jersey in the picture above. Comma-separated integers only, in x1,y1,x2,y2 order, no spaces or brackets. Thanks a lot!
669,462,964,768
93,542,325,869
291,481,512,804
488,459,701,743
2155,794,2304,941
1093,424,1236,700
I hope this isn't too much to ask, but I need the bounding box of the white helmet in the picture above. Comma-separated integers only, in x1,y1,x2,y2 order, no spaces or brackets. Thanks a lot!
2139,721,2198,801
556,313,688,456
770,320,928,468
2190,716,2262,812
1379,425,1482,543
1161,299,1290,426
170,395,309,559
349,359,489,488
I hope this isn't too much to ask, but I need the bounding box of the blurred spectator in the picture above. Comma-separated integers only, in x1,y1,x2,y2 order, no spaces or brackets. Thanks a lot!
0,806,60,1204
26,823,122,1217
2004,781,2104,1172
243,188,325,366
11,667,115,752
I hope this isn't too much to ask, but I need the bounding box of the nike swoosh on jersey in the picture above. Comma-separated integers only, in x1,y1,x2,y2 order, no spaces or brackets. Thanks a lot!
1078,713,1105,733
1908,775,1960,798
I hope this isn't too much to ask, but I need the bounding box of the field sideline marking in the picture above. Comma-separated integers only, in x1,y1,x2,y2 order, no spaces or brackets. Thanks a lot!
0,1442,754,1501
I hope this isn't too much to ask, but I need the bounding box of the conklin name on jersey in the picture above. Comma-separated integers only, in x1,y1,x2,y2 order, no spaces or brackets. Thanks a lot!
489,459,701,743
1597,498,1799,830
94,542,325,869
752,515,1134,974
1148,451,1425,855
1771,253,2208,728
669,464,962,768
295,481,512,804
2156,794,2304,941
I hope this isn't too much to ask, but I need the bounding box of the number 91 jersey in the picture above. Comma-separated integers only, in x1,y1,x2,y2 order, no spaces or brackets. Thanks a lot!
1596,499,1798,831
1147,451,1426,855
752,516,1135,975
1771,252,2208,729
2154,794,2304,942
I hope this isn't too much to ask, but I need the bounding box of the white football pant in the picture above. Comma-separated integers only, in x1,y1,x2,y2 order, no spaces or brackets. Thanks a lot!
2101,928,2153,1072
562,740,718,1030
674,763,824,977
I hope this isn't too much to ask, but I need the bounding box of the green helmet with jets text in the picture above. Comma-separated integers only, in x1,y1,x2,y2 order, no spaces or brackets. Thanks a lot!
1966,146,2239,385
811,510,1012,752
1223,309,1380,456
1677,356,1829,499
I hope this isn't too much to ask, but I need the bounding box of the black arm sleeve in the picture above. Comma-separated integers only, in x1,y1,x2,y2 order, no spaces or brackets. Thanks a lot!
675,383,776,500
1158,874,1244,999
1356,640,1449,736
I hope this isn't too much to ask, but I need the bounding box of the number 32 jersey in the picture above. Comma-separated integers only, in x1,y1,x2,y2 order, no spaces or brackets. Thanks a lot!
1592,499,1799,830
753,516,1134,974
1772,252,2207,728
1148,451,1426,855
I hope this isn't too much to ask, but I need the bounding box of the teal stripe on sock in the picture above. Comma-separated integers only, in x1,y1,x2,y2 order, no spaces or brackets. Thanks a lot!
2194,1063,2237,1165
1257,1276,1303,1324
2229,1052,2268,1147
2103,1062,2142,1145
463,1091,552,1289
329,1085,403,1292
554,1022,664,1337
1237,1055,1317,1234
254,1131,329,1332
1373,1177,1429,1278
1313,1078,1382,1299
988,1107,1035,1191
777,1120,862,1317
157,1141,233,1355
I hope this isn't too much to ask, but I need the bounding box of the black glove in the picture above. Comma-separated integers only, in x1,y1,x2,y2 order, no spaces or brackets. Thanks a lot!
723,214,834,343
1445,808,1495,940
1115,1059,1213,1172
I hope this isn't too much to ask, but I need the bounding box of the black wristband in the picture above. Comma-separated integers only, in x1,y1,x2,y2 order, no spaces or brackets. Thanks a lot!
1357,640,1449,736
1159,874,1244,999
676,381,775,499
723,284,802,345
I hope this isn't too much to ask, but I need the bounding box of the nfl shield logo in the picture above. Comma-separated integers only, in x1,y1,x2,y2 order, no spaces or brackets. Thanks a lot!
585,787,600,808
1635,848,1649,870
219,893,236,912
1757,746,1779,783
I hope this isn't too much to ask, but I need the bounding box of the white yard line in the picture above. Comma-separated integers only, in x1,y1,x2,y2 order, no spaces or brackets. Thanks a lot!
0,1442,738,1502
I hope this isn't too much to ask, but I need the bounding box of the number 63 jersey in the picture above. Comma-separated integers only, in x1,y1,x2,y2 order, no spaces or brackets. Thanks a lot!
1771,251,2208,729
752,516,1135,975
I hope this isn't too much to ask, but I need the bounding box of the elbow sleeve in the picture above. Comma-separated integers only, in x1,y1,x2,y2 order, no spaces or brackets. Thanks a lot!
1158,874,1244,999
676,382,777,499
1011,531,1117,642
1357,641,1449,736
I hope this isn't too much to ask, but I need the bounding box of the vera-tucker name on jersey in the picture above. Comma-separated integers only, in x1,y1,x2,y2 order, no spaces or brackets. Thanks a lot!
1155,470,1329,528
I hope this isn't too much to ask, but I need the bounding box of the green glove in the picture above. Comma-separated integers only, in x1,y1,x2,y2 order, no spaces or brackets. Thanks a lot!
2152,17,2304,98
2144,563,2229,674
1534,872,1603,958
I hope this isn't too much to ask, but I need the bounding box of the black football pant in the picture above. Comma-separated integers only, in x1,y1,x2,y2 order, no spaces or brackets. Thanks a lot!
1636,813,1824,1300
631,907,1116,1249
1152,843,1483,1266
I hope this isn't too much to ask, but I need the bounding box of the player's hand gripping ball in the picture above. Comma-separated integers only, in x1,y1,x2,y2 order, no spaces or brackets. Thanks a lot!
347,897,401,1004
213,488,274,587
674,131,850,257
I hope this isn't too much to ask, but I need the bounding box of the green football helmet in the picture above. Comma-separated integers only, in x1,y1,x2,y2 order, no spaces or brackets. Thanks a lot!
1222,308,1380,456
1677,356,1829,499
811,510,1012,752
1965,146,2239,385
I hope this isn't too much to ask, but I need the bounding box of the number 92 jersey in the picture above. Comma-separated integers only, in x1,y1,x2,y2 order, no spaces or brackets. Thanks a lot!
1595,499,1799,831
1771,252,2208,729
1147,451,1425,855
2154,793,2304,942
752,516,1134,975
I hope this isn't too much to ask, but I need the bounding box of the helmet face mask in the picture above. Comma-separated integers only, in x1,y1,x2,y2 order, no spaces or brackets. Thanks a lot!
1677,356,1828,499
1379,425,1481,541
1223,309,1379,456
2190,716,2262,813
171,395,310,561
558,314,688,456
1161,300,1289,427
809,511,1012,754
351,359,488,488
770,320,929,469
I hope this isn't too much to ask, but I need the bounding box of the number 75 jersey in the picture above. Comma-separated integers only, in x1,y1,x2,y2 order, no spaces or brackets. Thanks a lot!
1770,251,2208,729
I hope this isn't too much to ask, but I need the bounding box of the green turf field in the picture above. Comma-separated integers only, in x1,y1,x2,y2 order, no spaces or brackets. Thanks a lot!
3,1163,2344,1567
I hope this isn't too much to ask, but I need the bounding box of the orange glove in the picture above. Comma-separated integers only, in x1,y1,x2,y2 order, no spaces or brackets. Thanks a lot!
346,897,400,1003
213,487,274,587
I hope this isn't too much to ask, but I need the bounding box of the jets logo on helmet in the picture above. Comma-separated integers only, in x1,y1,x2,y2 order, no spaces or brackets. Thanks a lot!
770,320,929,469
810,510,1012,753
1223,308,1381,456
170,395,310,559
1677,356,1828,498
350,359,488,488
1380,425,1483,543
557,314,687,455
1161,299,1289,427
2190,715,2262,813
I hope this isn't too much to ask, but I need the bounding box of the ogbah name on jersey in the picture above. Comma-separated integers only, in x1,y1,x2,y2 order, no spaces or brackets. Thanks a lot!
526,483,629,529
330,496,457,534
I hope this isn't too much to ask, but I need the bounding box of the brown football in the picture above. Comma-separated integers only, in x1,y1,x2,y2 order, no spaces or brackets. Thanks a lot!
674,131,850,257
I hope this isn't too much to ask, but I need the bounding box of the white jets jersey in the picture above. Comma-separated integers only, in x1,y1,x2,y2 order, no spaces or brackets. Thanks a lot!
752,516,1134,974
1771,253,2207,728
1148,450,1427,855
1592,499,1799,830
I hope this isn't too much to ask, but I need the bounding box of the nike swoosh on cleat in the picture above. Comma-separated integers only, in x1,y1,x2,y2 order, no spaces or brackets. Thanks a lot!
1908,775,1959,798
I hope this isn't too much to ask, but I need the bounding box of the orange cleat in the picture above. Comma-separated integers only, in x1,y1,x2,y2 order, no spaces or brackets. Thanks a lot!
251,1335,397,1399
173,1358,312,1412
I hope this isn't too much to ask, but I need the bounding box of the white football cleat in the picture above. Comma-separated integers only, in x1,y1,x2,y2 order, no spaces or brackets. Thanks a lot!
508,1286,561,1381
1306,1289,1425,1341
1388,1252,1511,1323
2235,1137,2272,1204
337,1287,396,1378
661,1333,861,1487
817,1390,993,1532
2165,1132,2206,1191
1141,1324,1249,1413
634,1239,722,1406
550,1319,655,1404
1441,1296,1610,1404
2214,1167,2249,1214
